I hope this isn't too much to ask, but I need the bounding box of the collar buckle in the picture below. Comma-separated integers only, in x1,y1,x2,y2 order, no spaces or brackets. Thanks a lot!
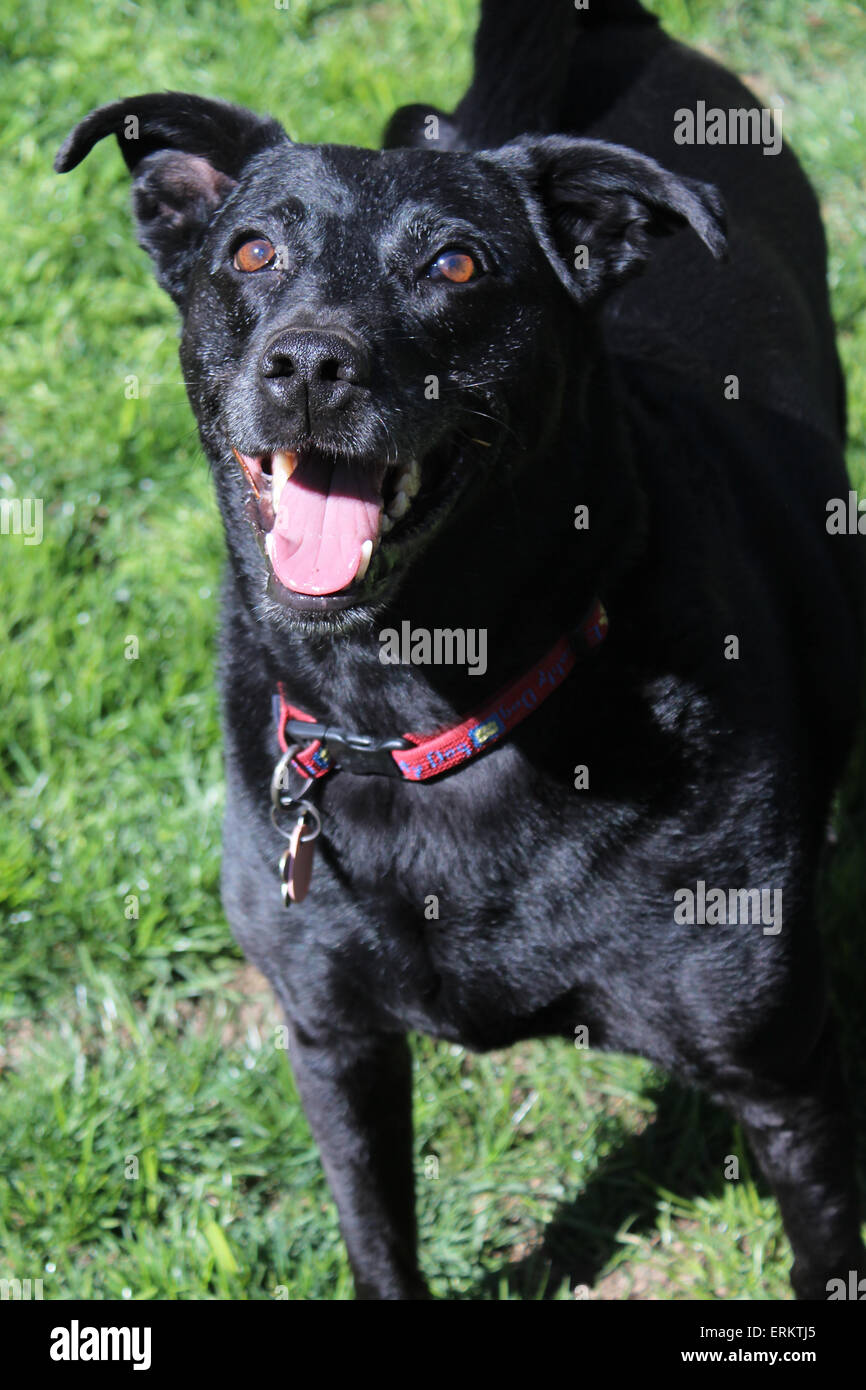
284,718,410,778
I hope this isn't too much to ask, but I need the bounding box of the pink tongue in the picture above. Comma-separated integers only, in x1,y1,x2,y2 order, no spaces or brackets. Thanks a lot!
266,454,382,596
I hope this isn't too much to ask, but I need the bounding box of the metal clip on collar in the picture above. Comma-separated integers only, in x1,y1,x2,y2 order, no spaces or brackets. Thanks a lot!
284,718,410,778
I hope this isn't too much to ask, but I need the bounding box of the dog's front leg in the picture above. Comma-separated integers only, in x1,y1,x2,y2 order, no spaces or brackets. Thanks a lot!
285,1022,429,1300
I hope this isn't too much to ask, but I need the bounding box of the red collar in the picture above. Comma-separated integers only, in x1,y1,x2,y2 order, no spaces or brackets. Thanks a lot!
274,598,608,784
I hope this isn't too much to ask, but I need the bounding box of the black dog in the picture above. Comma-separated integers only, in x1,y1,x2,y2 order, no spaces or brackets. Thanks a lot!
57,0,865,1299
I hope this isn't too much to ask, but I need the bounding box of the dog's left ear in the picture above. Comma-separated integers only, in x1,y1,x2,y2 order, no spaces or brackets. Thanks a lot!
55,93,288,304
492,135,727,300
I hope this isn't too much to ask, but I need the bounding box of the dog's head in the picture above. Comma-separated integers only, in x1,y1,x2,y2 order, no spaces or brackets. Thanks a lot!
56,94,725,632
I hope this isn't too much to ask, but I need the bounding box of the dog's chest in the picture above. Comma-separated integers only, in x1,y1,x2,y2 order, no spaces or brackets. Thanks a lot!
301,766,637,1046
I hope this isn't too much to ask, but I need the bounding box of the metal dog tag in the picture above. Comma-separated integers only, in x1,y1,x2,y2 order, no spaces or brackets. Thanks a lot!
279,811,316,905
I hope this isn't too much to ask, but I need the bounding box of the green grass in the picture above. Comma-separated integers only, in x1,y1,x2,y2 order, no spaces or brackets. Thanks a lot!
1,0,864,1301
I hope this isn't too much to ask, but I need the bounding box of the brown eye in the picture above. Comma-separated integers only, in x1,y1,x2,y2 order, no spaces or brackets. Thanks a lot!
233,238,277,272
429,250,478,284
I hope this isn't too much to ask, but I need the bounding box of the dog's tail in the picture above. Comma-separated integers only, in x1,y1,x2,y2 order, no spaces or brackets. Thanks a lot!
383,0,659,151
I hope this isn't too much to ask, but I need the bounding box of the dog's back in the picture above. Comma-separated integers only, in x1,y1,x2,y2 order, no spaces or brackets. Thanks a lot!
393,0,842,438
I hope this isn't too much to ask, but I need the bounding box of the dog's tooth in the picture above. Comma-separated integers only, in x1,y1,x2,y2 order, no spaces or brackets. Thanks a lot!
388,490,411,520
380,514,393,534
392,460,420,498
402,460,421,498
274,449,298,477
271,450,298,511
355,538,373,582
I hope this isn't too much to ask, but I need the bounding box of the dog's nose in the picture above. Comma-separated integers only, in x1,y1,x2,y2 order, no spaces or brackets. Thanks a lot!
260,328,371,415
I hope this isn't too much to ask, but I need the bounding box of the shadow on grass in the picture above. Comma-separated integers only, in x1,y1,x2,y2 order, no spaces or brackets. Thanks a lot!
466,1079,749,1300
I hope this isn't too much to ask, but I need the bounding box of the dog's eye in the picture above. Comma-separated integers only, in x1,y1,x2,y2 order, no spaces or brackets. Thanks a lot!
428,250,479,284
233,238,277,273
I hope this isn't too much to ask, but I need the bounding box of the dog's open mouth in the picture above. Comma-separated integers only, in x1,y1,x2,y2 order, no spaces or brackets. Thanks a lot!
231,444,436,608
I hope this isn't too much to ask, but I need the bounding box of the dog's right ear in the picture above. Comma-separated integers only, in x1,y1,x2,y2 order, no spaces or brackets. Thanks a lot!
55,93,288,304
382,103,464,151
491,135,727,303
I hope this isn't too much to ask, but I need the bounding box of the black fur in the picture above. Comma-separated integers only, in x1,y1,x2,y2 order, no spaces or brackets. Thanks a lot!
57,0,865,1300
